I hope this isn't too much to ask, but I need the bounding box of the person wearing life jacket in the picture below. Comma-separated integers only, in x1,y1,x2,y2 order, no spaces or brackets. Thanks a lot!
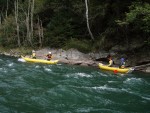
120,57,125,68
46,52,52,61
31,50,36,59
107,54,113,67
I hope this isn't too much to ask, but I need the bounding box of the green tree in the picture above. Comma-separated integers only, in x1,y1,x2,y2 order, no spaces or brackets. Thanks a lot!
117,1,150,46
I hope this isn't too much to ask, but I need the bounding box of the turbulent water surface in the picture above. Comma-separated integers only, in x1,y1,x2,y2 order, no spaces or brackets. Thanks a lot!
0,55,150,113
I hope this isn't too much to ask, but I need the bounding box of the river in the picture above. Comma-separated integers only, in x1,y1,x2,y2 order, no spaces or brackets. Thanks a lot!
0,55,149,113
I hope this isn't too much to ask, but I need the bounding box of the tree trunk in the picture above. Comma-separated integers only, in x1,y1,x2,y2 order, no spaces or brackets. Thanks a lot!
38,17,41,47
85,0,94,40
15,0,21,47
40,21,44,48
5,0,8,18
26,0,32,46
0,15,1,26
30,0,34,40
26,14,29,44
38,17,43,48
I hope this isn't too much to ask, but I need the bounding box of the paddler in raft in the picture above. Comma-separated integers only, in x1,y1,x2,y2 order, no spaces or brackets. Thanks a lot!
119,57,126,69
31,50,36,59
46,52,52,61
106,54,113,67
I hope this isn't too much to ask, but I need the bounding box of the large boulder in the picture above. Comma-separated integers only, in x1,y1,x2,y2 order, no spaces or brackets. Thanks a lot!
146,67,150,73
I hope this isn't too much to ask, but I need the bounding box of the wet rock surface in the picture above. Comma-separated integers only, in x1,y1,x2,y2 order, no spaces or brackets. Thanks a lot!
146,67,150,73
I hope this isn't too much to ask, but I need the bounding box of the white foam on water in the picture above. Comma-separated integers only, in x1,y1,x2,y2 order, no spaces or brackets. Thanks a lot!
93,86,150,102
3,69,8,73
44,68,52,72
108,81,118,83
8,63,14,67
64,72,92,78
100,73,108,77
121,88,150,101
57,64,62,65
35,65,40,68
76,72,92,78
76,107,92,113
0,68,7,73
141,96,150,101
18,58,26,62
11,68,16,72
92,85,122,93
123,77,143,84
72,85,123,94
98,72,115,77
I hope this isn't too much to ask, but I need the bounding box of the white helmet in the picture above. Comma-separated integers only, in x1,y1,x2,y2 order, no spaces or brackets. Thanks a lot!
32,50,35,53
49,52,51,54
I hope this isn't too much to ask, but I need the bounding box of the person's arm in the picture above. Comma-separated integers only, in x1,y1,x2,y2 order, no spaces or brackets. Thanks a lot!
107,60,113,66
50,55,53,59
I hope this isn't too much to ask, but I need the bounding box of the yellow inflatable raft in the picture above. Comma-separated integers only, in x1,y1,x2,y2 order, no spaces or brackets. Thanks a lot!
21,56,59,64
98,63,134,73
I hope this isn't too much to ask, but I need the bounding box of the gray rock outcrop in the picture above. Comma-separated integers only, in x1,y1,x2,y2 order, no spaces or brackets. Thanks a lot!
0,48,149,74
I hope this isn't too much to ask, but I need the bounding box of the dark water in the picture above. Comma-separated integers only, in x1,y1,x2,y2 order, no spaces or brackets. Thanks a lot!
0,55,150,113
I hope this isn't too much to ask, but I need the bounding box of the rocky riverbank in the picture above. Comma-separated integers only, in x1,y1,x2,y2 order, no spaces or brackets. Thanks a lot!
0,48,150,73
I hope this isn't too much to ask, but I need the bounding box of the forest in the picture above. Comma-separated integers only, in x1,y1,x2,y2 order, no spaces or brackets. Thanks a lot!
0,0,150,53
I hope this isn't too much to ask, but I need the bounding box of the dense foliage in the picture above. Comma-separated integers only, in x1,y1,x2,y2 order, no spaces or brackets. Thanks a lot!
0,0,150,52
